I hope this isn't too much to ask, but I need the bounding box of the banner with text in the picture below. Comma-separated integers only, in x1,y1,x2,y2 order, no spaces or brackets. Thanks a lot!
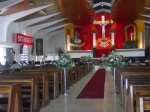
16,33,34,45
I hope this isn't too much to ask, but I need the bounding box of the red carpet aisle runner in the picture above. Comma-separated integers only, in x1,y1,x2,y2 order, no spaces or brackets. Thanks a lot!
77,69,106,99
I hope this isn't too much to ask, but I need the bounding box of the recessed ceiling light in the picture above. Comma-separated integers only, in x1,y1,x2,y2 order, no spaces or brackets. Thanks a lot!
102,4,104,7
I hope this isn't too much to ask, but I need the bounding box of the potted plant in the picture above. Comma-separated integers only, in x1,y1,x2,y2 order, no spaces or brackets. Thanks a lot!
55,47,64,57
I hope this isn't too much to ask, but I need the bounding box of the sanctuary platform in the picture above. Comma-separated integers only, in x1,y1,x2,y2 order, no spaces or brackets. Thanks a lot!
116,48,145,57
66,50,93,58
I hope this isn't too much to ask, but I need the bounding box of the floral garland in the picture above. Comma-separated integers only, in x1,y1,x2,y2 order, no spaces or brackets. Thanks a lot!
56,53,73,68
105,51,122,68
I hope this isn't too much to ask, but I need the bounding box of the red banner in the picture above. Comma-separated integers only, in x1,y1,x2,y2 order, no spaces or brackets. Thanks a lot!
16,33,34,45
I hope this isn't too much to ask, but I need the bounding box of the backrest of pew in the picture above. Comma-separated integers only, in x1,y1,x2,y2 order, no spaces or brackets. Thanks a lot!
0,76,40,112
0,83,23,112
129,84,150,112
123,77,150,112
136,95,150,112
0,72,50,106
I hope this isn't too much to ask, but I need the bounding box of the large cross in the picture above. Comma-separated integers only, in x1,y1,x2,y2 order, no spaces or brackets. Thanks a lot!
93,16,110,38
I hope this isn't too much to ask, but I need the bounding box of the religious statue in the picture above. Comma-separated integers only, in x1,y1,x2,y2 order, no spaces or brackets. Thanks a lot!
130,32,133,40
74,30,81,44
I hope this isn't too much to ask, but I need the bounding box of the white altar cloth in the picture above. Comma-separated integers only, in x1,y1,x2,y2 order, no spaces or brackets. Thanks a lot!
116,48,145,57
66,50,93,58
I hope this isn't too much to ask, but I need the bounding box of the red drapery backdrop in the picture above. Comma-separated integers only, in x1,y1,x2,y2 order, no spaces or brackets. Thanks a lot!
75,12,134,57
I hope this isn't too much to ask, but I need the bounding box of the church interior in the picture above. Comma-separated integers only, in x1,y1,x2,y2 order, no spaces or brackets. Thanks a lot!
0,0,150,112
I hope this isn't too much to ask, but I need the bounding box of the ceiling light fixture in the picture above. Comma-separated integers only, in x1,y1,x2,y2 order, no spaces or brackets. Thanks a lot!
29,2,35,6
39,10,47,15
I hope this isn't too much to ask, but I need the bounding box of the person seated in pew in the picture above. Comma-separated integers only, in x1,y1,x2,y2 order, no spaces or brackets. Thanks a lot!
122,59,129,67
10,61,22,69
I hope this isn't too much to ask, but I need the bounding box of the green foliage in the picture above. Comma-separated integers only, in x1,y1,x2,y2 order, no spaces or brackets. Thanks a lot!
122,40,137,49
85,55,92,63
55,47,64,56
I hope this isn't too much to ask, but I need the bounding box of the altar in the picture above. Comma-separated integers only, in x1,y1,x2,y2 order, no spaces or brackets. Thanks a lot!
66,50,93,58
116,48,145,57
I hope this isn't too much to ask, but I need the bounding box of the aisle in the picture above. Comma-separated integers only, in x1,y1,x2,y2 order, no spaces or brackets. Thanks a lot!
40,66,123,112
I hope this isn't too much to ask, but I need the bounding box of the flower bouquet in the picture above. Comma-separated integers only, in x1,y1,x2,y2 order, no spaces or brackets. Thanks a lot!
105,51,122,95
85,55,92,63
56,53,73,68
80,56,86,63
56,53,73,95
105,51,122,68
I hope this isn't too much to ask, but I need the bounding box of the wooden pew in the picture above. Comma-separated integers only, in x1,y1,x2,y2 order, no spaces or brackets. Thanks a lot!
1,72,50,107
70,66,78,83
0,77,40,112
23,69,60,99
0,83,23,112
136,93,150,112
116,69,150,105
116,66,150,89
128,84,150,112
123,76,150,112
119,72,150,108
75,63,83,81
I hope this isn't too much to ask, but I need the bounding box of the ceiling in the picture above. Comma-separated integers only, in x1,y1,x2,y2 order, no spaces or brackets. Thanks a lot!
0,0,150,34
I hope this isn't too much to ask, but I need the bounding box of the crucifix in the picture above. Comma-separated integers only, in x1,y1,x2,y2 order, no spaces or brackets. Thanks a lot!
93,16,110,38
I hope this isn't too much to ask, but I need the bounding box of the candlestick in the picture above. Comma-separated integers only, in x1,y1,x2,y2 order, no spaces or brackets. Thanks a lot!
140,32,142,48
111,32,114,46
93,33,96,47
67,35,70,50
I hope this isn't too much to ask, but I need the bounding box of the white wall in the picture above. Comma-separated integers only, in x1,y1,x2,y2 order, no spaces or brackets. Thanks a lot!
44,30,66,57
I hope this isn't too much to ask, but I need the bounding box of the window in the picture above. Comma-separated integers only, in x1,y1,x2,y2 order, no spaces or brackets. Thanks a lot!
21,45,28,61
0,48,6,65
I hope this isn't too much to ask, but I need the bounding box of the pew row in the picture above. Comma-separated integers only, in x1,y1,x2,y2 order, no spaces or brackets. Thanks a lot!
0,83,23,112
0,77,40,112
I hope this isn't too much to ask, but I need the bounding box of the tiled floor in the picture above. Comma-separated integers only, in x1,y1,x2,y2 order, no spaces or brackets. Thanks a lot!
40,66,124,112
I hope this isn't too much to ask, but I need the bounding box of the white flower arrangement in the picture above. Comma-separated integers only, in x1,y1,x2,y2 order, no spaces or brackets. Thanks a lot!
56,53,73,68
105,51,122,68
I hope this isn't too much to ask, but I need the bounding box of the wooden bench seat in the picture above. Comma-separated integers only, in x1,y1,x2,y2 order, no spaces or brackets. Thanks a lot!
0,83,23,112
136,93,150,112
128,84,150,112
123,77,150,112
0,77,40,112
0,72,50,107
116,71,150,105
21,70,60,99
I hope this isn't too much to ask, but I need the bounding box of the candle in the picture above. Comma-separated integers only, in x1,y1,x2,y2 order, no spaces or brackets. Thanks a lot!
140,32,142,48
111,32,114,46
67,35,70,50
93,33,96,47
101,16,105,24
